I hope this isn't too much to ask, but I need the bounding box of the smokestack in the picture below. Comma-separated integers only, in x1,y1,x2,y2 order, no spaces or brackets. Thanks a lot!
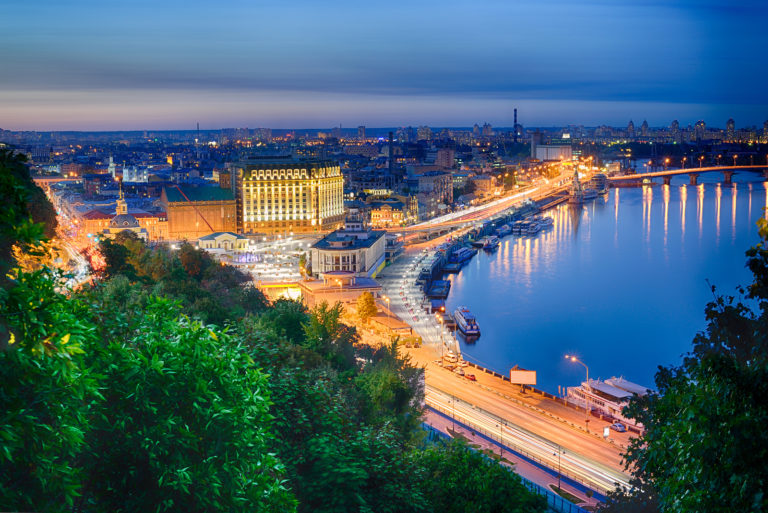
513,108,518,144
388,131,394,176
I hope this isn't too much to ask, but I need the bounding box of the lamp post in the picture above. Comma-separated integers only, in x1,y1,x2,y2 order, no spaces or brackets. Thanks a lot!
496,422,505,459
682,156,687,169
664,158,670,171
733,154,738,167
553,444,563,490
382,295,391,319
565,354,591,429
699,155,704,168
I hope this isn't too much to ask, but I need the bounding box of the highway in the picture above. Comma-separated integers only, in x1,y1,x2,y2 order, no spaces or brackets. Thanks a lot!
426,386,630,494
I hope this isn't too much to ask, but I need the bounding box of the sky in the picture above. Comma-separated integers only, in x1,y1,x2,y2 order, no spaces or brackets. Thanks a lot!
1,0,766,130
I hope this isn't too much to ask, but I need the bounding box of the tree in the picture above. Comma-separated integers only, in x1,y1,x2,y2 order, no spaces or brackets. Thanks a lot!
416,439,546,513
0,158,97,511
357,291,378,324
619,221,768,513
79,296,295,512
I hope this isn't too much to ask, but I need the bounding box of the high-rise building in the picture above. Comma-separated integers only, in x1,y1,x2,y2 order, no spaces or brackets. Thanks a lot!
357,125,366,141
233,156,344,235
640,120,649,138
694,120,706,141
417,126,433,141
726,118,735,142
763,121,768,143
627,120,635,139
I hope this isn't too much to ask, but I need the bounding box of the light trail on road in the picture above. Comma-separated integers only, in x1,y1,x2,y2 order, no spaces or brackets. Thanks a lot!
425,386,631,495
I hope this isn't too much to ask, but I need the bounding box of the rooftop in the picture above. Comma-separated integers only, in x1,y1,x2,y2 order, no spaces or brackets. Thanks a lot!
164,185,234,203
312,229,386,251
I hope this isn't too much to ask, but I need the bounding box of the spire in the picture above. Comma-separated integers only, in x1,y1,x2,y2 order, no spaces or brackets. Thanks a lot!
116,177,128,215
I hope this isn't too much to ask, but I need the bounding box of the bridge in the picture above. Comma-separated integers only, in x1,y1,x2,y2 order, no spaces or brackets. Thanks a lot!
608,165,768,186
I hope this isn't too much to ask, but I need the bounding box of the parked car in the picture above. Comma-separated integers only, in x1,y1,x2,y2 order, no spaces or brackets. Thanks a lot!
465,374,476,381
610,422,627,433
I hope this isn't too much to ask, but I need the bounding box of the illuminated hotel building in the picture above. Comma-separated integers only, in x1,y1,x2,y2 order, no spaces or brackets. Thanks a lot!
233,157,345,234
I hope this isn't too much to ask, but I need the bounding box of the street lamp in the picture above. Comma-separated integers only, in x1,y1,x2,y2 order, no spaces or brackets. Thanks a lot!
699,155,704,168
733,154,738,167
382,295,391,319
553,444,564,490
664,158,670,170
565,354,591,429
682,156,687,169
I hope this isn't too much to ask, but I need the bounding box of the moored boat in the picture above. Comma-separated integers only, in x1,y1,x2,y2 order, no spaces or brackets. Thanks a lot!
453,306,480,337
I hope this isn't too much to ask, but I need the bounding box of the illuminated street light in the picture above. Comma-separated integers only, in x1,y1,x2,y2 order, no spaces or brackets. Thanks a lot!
565,354,591,430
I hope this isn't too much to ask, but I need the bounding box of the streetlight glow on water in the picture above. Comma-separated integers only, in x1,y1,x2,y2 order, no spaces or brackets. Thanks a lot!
446,175,768,394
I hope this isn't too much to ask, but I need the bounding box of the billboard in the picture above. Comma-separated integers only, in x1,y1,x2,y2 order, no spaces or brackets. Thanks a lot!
509,369,537,385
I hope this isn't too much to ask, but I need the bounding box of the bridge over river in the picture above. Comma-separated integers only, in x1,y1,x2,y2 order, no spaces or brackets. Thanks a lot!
608,165,768,185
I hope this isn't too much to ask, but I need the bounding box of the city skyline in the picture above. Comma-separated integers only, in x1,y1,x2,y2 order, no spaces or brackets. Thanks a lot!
2,0,766,130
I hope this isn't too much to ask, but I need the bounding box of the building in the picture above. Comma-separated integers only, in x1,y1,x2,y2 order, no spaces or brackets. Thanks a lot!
535,145,573,161
102,185,148,241
471,175,495,198
123,165,148,183
232,156,344,235
310,226,387,279
161,184,237,241
198,232,250,252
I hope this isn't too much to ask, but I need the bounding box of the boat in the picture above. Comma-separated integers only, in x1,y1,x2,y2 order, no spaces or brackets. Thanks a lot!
565,377,652,429
537,216,554,228
526,221,542,235
583,188,598,200
496,224,512,237
450,247,476,264
453,306,481,337
483,235,500,251
589,173,609,194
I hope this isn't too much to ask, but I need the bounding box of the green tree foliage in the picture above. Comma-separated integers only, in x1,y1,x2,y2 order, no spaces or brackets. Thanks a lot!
356,291,378,323
416,440,546,513
0,158,97,511
618,222,768,513
78,296,294,512
0,269,99,512
96,236,267,325
0,149,51,294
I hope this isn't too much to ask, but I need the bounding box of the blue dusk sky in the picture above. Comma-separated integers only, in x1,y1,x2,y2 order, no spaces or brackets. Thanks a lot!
1,0,766,130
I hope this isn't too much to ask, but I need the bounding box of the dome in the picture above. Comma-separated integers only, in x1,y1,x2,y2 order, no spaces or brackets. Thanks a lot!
109,213,140,229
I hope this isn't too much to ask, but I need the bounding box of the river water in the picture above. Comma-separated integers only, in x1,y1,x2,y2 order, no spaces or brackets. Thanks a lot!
446,174,768,395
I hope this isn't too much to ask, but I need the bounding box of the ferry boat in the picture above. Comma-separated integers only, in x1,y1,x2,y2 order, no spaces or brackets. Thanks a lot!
565,377,652,429
450,247,476,264
483,235,500,251
453,306,481,337
589,173,609,194
512,220,527,234
537,216,554,228
583,188,598,200
496,224,512,237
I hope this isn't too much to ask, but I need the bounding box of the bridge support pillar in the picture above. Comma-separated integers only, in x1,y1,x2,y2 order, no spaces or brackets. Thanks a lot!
723,170,734,184
663,176,671,185
689,173,699,186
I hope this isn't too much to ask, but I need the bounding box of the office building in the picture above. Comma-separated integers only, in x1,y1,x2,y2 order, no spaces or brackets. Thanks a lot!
232,156,344,235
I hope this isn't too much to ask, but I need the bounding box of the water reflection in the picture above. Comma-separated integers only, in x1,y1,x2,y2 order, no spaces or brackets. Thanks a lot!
448,177,768,393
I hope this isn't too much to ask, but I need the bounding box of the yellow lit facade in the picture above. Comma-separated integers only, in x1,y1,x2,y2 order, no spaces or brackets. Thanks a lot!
234,157,345,234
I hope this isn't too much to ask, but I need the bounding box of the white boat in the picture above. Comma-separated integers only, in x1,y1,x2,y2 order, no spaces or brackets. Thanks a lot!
526,221,541,235
537,216,554,228
565,377,652,429
453,306,480,337
583,188,598,200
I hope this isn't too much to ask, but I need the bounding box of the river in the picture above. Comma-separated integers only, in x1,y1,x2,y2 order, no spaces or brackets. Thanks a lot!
446,174,768,395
